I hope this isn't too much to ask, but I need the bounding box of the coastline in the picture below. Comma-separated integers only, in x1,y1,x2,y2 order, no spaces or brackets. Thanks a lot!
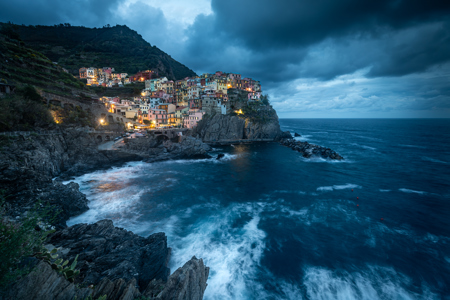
0,108,345,299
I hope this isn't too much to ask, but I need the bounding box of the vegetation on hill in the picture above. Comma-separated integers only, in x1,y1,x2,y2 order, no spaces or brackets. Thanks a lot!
7,23,196,80
0,30,98,130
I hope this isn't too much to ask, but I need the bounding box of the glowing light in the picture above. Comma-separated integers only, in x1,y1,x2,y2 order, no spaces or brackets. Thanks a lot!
100,119,104,124
235,109,243,115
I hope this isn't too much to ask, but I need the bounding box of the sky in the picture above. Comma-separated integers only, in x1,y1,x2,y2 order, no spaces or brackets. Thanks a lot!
1,0,450,118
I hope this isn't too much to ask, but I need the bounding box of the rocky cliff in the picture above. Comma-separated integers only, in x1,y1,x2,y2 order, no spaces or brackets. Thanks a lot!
193,105,290,143
0,128,141,226
3,220,209,300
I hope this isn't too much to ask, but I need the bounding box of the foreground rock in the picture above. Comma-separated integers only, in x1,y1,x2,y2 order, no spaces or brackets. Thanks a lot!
193,105,290,143
4,220,209,300
48,219,171,290
280,138,344,160
4,257,208,300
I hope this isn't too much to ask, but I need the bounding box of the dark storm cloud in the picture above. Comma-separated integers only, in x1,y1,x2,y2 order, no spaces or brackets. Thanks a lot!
0,0,121,27
181,0,450,83
211,0,450,49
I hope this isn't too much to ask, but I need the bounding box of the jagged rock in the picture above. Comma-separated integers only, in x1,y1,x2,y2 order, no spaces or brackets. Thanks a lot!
280,139,344,160
144,256,209,300
216,153,225,160
294,132,301,137
193,106,284,142
281,131,293,139
1,261,92,300
48,220,171,291
92,277,141,300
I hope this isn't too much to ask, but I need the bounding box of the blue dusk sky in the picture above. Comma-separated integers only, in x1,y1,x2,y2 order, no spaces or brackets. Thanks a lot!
1,0,450,118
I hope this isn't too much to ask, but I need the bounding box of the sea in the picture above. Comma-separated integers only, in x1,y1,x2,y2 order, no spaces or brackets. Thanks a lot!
66,119,450,300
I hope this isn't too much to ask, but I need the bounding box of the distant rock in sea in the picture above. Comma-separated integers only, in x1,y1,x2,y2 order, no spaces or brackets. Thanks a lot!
280,138,344,160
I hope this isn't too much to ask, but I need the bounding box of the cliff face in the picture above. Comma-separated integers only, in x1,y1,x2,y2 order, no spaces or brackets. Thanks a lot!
193,105,289,143
0,128,141,225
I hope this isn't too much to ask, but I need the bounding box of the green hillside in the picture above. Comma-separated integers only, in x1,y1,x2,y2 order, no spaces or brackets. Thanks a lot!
8,23,196,80
0,29,99,130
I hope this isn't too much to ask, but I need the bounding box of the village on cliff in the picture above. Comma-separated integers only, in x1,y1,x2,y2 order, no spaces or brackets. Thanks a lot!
78,67,266,130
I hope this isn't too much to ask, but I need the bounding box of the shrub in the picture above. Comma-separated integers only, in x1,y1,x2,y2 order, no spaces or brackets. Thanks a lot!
0,197,58,290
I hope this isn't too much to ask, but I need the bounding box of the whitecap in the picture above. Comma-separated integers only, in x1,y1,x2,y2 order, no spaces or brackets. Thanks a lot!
303,265,436,300
317,184,361,192
399,188,427,195
379,189,391,192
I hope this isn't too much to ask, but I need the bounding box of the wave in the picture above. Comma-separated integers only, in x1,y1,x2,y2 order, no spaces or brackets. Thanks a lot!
350,143,377,151
317,184,361,192
422,157,448,164
294,135,312,142
274,190,307,195
399,144,426,149
167,203,269,300
299,156,354,164
399,188,427,195
379,189,391,192
303,266,436,300
162,153,240,165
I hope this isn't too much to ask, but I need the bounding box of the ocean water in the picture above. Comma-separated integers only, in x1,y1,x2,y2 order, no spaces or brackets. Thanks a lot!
67,119,450,299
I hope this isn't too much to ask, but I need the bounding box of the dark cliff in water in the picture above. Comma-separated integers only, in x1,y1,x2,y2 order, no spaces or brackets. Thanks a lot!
193,105,291,143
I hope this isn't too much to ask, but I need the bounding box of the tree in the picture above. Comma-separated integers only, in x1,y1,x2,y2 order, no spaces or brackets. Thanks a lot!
261,94,270,105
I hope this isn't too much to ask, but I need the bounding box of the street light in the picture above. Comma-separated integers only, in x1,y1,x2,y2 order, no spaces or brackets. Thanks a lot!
100,119,104,125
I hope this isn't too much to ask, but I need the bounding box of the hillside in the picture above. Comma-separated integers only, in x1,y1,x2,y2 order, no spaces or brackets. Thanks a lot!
8,23,196,80
0,29,105,130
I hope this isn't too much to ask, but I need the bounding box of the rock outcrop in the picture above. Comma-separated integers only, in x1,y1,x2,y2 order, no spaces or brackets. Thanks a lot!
123,136,211,162
144,257,209,300
193,105,290,143
3,220,209,300
1,260,93,300
280,139,344,160
48,219,171,290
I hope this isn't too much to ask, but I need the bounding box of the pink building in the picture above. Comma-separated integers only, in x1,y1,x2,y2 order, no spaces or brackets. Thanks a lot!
183,109,205,129
148,108,168,126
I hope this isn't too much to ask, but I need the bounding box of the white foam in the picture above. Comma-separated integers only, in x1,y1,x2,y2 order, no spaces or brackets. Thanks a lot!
303,266,435,300
162,153,240,165
317,184,361,192
399,188,427,195
299,156,354,164
167,203,269,300
274,190,307,195
294,134,312,142
379,189,391,192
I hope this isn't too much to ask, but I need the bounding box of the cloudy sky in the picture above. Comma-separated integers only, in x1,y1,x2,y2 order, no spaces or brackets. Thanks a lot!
1,0,450,118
